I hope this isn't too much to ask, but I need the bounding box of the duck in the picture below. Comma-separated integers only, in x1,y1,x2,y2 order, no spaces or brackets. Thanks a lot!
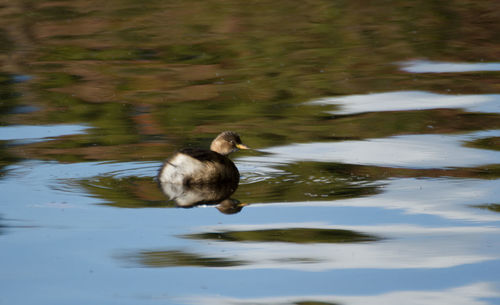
158,131,249,185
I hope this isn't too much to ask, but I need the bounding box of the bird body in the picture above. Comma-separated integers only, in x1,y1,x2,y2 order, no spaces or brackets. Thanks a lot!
158,131,248,185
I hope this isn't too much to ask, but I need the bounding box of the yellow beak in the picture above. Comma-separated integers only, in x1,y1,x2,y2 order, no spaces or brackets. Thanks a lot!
236,143,250,150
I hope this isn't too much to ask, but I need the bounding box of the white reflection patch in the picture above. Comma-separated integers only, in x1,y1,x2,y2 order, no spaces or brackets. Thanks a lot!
346,178,500,222
239,130,500,169
252,178,500,222
187,222,499,271
308,91,500,115
400,59,500,73
183,282,499,305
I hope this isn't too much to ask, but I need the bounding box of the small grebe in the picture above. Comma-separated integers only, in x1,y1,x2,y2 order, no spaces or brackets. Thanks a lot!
158,131,249,185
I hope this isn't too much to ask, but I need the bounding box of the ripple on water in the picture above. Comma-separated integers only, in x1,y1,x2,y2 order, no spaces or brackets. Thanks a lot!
238,130,500,169
182,282,500,305
121,221,500,270
272,177,500,222
1,159,161,212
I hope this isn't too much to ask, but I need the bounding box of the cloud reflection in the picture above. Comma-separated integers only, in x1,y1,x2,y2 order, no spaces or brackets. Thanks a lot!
125,222,499,271
308,91,500,115
183,282,499,305
272,177,500,222
183,227,381,244
239,130,500,169
400,59,500,73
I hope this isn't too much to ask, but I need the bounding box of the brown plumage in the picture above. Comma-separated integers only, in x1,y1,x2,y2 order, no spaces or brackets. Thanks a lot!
158,131,249,185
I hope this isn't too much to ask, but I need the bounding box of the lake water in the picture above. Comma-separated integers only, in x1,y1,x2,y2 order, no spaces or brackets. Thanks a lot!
1,1,500,305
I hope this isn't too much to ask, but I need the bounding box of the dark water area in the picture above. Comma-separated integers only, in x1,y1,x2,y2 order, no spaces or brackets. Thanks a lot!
1,1,500,304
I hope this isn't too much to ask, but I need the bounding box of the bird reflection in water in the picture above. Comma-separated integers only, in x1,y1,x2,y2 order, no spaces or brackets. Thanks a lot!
158,181,246,214
158,131,249,214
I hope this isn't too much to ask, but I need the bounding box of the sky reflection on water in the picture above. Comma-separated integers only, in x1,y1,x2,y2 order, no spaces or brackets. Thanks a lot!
183,282,499,305
239,130,500,169
308,91,500,115
1,103,499,305
400,60,500,73
247,177,500,222
148,221,499,271
0,124,90,141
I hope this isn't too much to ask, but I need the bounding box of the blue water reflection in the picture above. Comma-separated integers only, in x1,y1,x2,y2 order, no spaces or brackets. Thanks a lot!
160,221,499,270
2,157,500,304
1,107,499,305
246,178,500,222
239,130,500,169
308,91,500,115
0,124,90,142
400,60,500,73
182,282,500,305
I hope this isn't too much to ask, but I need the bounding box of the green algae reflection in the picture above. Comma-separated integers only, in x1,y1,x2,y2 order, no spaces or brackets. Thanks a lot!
473,204,500,213
81,176,171,208
123,227,380,268
124,250,247,268
295,302,340,305
183,228,381,244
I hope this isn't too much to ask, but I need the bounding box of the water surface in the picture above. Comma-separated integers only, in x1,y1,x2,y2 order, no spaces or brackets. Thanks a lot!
1,1,500,305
